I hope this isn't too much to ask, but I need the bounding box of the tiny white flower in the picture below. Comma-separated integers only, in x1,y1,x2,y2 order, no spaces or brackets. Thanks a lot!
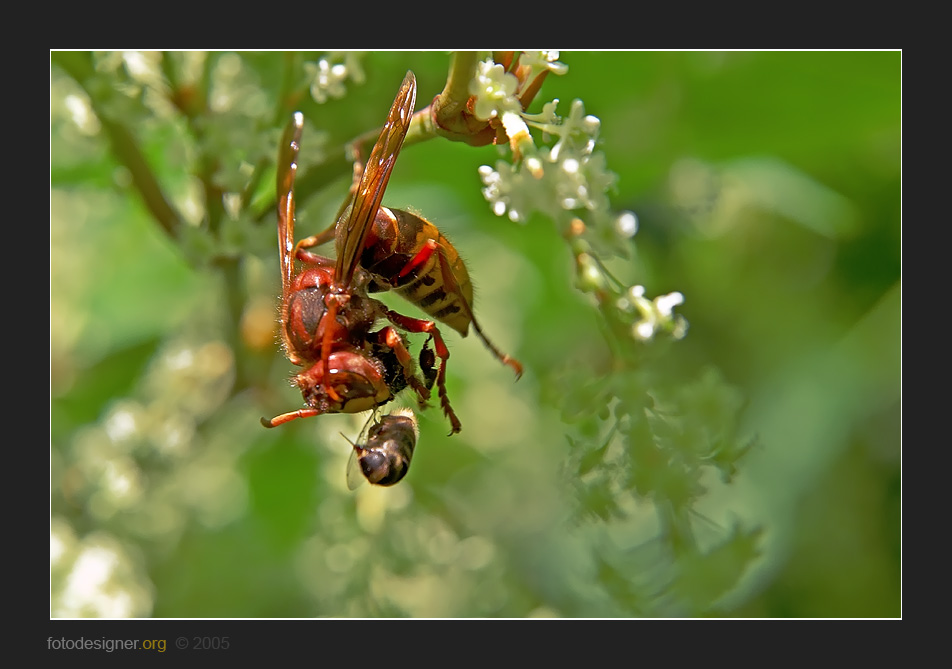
633,321,656,341
655,292,685,317
615,211,638,238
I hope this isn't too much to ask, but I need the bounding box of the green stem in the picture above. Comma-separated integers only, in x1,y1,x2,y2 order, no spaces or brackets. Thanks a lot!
427,51,498,147
52,51,183,240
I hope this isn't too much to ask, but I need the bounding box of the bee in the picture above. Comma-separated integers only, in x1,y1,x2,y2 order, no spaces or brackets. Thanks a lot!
293,71,523,391
261,72,459,432
345,408,419,488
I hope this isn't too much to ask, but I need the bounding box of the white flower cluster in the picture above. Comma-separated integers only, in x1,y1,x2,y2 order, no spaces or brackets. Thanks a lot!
469,60,523,121
306,52,366,104
518,50,570,78
472,54,687,343
477,97,618,227
468,51,567,122
622,285,689,341
471,56,621,243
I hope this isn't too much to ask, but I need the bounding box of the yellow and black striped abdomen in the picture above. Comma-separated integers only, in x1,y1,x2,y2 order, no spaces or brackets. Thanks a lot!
362,208,474,337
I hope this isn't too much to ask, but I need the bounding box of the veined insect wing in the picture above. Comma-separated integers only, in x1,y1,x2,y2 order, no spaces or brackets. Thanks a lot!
343,414,375,491
345,446,366,491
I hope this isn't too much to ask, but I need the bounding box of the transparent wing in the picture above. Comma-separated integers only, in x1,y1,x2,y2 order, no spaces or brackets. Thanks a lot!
345,446,366,491
343,412,376,490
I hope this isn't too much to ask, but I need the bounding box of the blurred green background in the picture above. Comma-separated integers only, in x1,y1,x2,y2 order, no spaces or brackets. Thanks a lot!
50,51,901,618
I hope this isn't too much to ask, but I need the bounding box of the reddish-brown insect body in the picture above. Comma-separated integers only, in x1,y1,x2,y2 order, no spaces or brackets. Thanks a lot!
298,76,524,381
262,72,461,433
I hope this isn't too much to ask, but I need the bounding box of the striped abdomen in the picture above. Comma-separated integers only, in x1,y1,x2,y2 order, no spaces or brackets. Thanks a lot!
359,207,474,337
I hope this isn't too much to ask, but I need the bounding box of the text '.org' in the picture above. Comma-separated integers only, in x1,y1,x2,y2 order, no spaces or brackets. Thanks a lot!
48,637,167,653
